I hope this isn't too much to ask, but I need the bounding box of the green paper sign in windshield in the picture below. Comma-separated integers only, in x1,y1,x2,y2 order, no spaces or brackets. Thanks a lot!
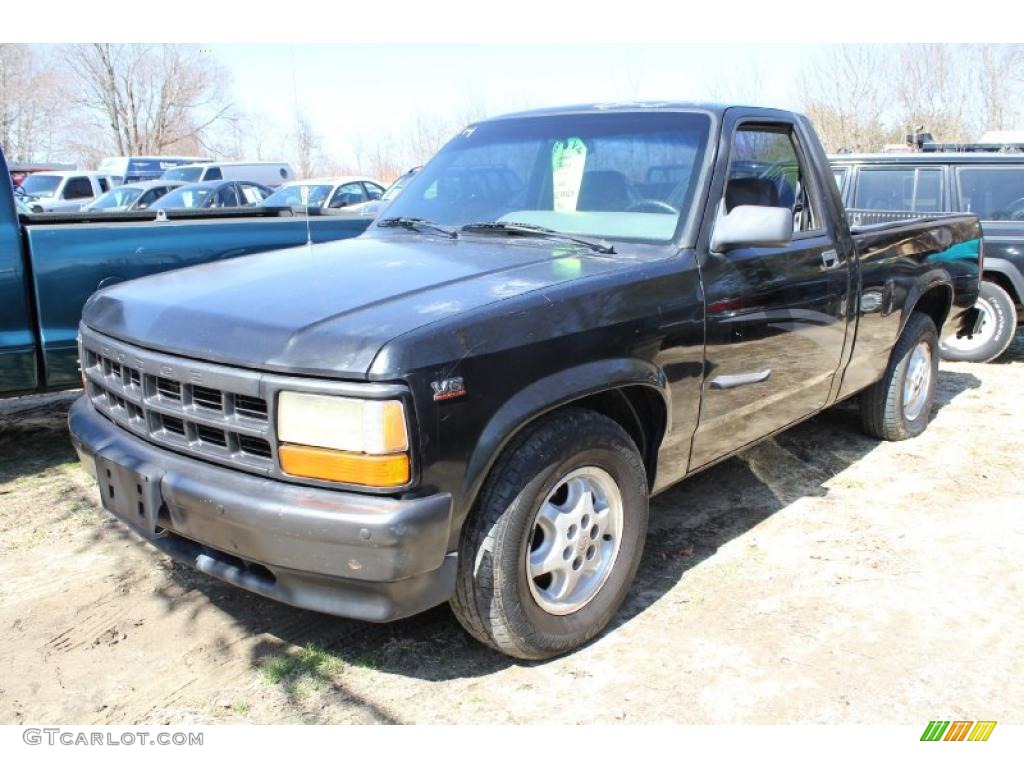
552,137,587,212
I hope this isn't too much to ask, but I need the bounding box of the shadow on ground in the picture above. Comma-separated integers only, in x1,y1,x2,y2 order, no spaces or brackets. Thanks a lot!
131,367,985,714
0,369,987,722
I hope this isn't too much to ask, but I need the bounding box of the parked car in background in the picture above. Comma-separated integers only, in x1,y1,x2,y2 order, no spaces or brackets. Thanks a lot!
0,146,372,398
82,180,186,212
18,171,114,212
69,102,981,659
346,166,420,217
97,156,211,185
260,176,387,210
832,152,1024,362
150,181,274,210
163,161,295,188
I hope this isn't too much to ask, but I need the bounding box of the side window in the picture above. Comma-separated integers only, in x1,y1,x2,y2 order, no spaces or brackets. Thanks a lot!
239,183,267,204
726,125,819,232
956,167,1024,221
363,182,385,200
136,188,163,209
328,182,368,208
204,167,223,181
853,167,943,212
98,177,110,193
832,167,848,197
64,177,94,199
216,185,239,207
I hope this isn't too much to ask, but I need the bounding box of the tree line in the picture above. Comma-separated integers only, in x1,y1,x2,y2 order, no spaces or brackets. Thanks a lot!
1,44,1022,183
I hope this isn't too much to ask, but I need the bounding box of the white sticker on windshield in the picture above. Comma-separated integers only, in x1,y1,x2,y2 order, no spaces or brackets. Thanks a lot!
552,137,587,212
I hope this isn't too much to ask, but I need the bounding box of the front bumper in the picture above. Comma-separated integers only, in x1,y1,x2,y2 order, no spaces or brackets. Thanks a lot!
69,397,456,621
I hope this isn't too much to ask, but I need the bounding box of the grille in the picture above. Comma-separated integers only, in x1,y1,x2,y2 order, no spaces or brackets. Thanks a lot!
81,333,274,473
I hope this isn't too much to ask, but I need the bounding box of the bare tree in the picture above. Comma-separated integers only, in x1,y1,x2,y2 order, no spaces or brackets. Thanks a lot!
63,43,234,157
894,44,973,143
975,44,1024,132
798,45,898,153
0,44,64,161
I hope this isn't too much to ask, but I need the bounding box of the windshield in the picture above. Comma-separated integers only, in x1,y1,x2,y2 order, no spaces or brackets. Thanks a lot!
163,166,204,183
20,174,62,197
262,184,334,208
381,112,712,242
152,186,213,209
84,186,143,210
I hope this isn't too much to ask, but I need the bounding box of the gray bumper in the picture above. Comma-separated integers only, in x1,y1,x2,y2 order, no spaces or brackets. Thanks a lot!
69,397,456,621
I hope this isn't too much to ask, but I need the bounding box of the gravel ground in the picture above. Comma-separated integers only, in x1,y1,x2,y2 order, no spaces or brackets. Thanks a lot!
1,332,1021,725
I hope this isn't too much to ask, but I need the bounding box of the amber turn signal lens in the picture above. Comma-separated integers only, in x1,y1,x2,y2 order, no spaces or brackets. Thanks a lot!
279,444,410,487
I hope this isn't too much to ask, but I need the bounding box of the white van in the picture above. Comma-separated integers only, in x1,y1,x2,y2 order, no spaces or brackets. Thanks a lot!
162,161,295,188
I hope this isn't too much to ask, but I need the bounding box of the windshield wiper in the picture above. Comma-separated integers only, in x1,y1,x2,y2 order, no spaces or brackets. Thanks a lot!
377,216,458,239
460,221,615,254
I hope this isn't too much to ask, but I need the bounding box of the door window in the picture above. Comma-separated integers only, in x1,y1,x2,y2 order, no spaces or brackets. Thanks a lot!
726,125,820,232
328,182,368,208
203,167,223,181
239,183,268,204
215,185,239,207
853,167,944,212
63,177,94,199
956,167,1024,221
363,182,386,200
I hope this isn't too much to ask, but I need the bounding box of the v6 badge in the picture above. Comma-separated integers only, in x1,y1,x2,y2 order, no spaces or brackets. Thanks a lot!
431,377,466,401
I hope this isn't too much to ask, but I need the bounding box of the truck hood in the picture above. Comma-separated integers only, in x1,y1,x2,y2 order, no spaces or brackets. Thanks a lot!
83,233,633,378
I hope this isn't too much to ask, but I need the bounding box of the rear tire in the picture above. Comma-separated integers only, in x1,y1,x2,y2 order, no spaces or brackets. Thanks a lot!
450,408,648,660
861,312,939,441
939,280,1017,363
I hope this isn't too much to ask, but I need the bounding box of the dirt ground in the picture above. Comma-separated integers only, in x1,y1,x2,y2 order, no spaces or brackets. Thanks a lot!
1,334,1022,725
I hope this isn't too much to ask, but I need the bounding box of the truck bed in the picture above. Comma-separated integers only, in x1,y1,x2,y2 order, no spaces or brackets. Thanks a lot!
3,207,372,396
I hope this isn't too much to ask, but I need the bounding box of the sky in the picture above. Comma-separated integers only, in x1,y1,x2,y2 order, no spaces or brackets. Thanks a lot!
214,44,824,161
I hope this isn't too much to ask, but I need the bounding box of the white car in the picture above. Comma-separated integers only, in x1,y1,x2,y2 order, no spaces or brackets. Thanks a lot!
17,171,115,212
259,176,387,210
162,161,296,188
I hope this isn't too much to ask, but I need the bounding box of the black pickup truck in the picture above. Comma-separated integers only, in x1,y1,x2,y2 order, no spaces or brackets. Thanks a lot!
68,103,981,659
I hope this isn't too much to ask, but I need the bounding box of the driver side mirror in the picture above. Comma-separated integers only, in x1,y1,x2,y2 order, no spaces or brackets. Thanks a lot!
710,203,793,253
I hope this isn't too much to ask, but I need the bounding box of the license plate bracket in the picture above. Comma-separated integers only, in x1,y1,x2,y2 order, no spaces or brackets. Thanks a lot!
96,451,164,539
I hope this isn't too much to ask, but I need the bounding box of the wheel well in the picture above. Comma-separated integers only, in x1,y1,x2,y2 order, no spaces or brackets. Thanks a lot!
911,285,952,331
561,386,666,489
984,270,1021,306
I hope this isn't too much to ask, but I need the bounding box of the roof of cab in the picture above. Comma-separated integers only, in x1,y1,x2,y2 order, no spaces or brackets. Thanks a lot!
484,101,776,121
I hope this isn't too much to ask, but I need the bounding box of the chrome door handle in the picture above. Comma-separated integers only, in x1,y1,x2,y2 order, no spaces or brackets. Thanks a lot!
821,249,839,269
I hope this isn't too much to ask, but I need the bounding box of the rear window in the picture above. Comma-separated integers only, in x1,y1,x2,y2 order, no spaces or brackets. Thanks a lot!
853,167,944,212
956,167,1024,221
163,167,203,183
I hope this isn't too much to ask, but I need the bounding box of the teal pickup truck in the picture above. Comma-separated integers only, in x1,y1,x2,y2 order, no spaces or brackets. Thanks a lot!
1,150,371,397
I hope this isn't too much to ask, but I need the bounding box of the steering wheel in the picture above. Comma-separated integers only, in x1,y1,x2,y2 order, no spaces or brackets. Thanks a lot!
625,199,679,215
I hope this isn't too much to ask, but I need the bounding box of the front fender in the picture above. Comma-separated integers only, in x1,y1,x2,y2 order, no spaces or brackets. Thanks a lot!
460,357,671,512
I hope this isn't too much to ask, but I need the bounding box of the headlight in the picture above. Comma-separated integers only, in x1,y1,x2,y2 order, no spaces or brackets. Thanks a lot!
276,392,410,487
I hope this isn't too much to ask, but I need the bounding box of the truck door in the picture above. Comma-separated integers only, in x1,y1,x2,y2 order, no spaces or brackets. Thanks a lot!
690,115,852,468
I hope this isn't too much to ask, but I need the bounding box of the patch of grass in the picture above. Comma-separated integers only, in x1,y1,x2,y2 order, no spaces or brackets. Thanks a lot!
259,643,346,699
231,700,251,715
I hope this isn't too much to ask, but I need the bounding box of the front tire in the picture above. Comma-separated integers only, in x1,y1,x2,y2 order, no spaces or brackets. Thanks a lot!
939,280,1018,363
450,408,649,660
860,312,939,441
